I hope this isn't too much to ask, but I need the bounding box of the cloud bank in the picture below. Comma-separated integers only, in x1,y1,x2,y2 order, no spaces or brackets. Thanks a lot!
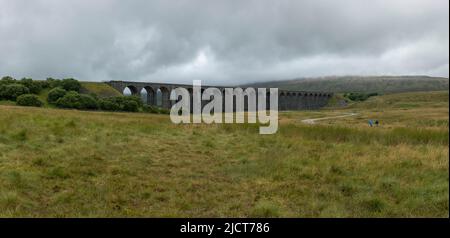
0,0,448,85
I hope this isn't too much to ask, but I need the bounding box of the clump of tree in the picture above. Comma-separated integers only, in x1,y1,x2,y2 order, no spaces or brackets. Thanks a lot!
0,83,30,100
55,91,98,110
16,94,44,107
98,96,141,112
47,87,67,104
0,76,16,86
45,78,81,92
0,76,49,94
343,92,379,101
60,78,81,92
97,96,169,113
19,78,43,94
1,75,169,114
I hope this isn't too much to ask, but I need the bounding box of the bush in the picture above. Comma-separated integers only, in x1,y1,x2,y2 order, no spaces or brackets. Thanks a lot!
55,91,98,110
19,78,42,94
16,94,43,107
47,87,67,104
344,92,378,101
0,84,30,100
60,78,81,92
46,78,62,88
79,94,98,109
37,80,50,89
98,98,121,111
99,96,142,112
55,91,80,109
0,76,16,85
122,100,139,112
126,95,143,108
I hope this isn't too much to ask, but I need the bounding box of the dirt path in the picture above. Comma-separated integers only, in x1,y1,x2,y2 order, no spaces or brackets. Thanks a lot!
301,112,358,124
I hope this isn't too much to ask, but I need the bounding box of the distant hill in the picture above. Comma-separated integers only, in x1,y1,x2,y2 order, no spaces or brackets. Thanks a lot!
243,76,449,93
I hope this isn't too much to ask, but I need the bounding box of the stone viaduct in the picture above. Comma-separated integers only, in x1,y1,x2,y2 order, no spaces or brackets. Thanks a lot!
106,81,333,111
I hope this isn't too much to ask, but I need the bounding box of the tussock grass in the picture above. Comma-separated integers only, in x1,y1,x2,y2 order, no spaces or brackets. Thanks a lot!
0,91,448,217
280,124,448,146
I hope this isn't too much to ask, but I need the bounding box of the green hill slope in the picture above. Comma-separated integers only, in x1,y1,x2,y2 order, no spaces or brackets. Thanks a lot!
80,82,122,98
244,76,449,93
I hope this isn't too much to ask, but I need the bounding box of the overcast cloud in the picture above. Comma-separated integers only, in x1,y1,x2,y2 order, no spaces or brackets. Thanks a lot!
0,0,448,85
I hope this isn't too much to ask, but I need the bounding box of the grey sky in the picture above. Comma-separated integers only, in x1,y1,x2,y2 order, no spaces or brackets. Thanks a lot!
0,0,448,85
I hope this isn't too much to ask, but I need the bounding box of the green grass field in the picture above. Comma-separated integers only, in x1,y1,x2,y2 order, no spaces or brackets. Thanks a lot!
0,91,448,217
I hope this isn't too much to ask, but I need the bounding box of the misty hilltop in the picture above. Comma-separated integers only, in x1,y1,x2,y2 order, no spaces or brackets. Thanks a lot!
243,76,449,93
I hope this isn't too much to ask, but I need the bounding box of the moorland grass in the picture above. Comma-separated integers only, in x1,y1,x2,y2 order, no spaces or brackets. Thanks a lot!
0,91,448,217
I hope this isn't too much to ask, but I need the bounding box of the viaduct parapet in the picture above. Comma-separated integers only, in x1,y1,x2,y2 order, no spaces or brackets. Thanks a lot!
106,81,333,111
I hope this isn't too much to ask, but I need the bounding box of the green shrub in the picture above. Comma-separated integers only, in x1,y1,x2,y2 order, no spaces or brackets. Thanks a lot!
126,95,143,108
37,80,50,89
98,98,121,111
98,96,142,112
344,92,379,101
122,100,139,112
47,87,67,104
79,94,98,109
0,76,16,85
60,78,81,92
55,91,80,109
0,85,4,97
46,78,62,88
88,93,99,101
16,94,43,107
0,84,30,100
19,78,42,94
56,91,98,110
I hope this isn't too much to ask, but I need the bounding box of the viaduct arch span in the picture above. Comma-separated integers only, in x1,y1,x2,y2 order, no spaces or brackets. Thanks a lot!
106,81,333,111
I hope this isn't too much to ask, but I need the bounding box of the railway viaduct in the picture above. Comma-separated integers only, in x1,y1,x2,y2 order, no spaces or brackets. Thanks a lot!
106,81,333,111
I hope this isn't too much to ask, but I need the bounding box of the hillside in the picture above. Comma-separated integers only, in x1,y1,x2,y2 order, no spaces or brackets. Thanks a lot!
0,91,447,217
80,82,122,98
244,76,449,93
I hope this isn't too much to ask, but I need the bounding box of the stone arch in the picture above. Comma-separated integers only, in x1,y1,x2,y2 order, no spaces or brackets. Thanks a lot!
279,92,287,111
296,92,303,109
156,88,162,107
123,85,139,96
157,86,171,109
304,92,312,109
141,86,155,105
288,92,296,110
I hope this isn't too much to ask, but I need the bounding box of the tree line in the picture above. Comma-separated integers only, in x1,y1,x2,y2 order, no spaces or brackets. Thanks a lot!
0,76,169,114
